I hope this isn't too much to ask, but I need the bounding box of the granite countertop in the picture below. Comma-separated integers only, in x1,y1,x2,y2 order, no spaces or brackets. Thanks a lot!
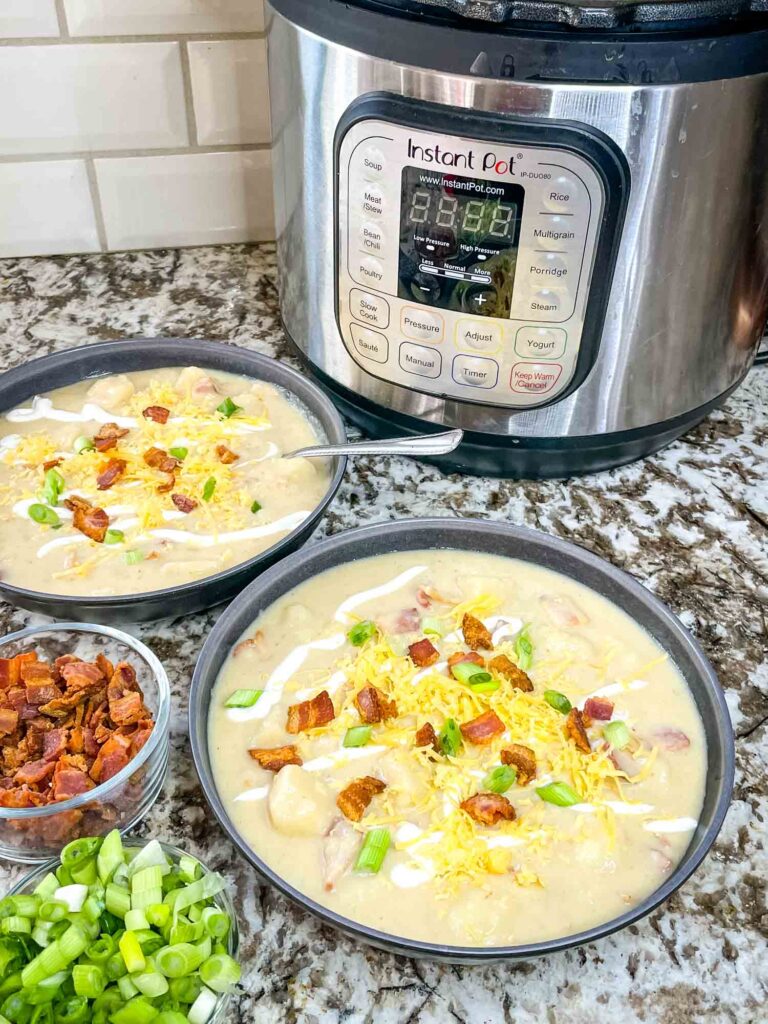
0,244,765,1024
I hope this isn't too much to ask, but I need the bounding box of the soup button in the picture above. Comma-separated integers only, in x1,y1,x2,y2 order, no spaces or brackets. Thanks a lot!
510,361,563,395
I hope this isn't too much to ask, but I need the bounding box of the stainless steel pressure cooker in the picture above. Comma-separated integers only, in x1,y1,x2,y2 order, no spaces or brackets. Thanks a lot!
266,0,768,476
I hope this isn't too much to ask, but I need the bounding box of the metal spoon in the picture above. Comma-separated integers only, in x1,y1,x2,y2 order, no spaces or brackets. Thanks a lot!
284,428,464,460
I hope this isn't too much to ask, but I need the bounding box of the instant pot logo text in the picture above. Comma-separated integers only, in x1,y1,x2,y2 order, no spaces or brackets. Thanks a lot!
407,138,514,176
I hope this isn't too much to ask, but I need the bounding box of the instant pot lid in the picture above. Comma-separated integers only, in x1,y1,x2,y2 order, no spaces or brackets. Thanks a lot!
367,0,768,28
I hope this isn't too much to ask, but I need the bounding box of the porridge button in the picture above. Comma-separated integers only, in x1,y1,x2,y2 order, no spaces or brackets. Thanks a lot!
399,342,442,379
453,355,499,389
400,307,444,343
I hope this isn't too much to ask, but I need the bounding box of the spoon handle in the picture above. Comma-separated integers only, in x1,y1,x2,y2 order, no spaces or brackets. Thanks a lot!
284,428,464,459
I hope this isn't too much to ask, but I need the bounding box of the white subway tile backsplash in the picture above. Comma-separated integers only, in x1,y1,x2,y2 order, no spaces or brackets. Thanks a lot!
0,0,59,37
188,39,270,146
64,0,265,36
95,150,274,250
0,43,188,156
0,161,100,257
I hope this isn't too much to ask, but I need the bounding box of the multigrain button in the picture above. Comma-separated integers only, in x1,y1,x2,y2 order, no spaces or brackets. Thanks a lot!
510,361,563,395
360,146,386,181
528,252,569,282
515,327,567,360
350,288,390,329
361,185,385,218
541,174,580,212
399,341,442,379
355,255,385,287
350,324,388,364
359,221,385,254
456,320,501,353
401,307,444,343
452,354,499,389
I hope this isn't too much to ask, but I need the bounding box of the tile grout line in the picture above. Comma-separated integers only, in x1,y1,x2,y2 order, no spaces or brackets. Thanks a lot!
84,156,109,252
0,144,272,164
0,31,265,47
54,0,69,38
178,40,200,148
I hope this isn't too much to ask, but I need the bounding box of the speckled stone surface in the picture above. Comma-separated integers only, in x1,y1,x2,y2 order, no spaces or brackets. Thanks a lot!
0,244,765,1024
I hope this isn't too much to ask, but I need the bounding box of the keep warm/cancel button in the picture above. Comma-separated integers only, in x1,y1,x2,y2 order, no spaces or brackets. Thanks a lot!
510,361,563,395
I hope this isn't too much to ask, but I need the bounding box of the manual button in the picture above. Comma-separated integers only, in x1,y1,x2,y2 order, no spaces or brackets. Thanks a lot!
452,354,499,389
456,319,501,353
350,288,390,328
399,342,442,379
351,324,388,364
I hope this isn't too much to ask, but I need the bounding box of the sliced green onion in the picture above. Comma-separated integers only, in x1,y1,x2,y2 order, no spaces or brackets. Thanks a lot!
482,765,517,794
450,662,492,686
132,969,169,998
543,690,572,715
104,529,124,545
52,885,88,914
124,550,144,566
168,447,188,461
198,953,240,994
354,828,391,874
421,617,445,637
346,620,377,647
0,918,30,937
168,976,201,1004
110,996,159,1024
155,1012,189,1024
33,875,58,901
73,435,94,454
117,974,139,1001
188,986,219,1024
224,689,262,709
126,841,168,880
118,931,146,974
72,963,105,999
145,904,170,930
7,897,38,919
27,504,60,528
105,885,130,920
603,720,632,749
439,718,463,757
250,500,262,514
216,397,241,419
201,477,216,502
41,468,65,507
97,830,124,886
55,995,89,1023
343,726,372,748
85,936,116,964
124,910,149,932
536,781,581,807
155,943,204,979
200,908,228,941
61,838,100,872
514,626,533,670
469,679,500,694
178,856,201,884
164,874,226,918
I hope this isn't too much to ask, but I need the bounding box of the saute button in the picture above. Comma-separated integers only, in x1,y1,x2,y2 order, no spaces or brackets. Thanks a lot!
452,354,499,389
350,289,390,329
361,185,385,217
360,146,386,181
541,174,580,212
456,320,501,353
514,327,566,360
350,324,388,364
401,307,444,343
399,341,442,379
510,361,563,395
355,256,385,286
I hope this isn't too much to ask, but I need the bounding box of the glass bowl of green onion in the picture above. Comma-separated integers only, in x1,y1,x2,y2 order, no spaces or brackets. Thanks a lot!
3,832,240,1024
0,624,170,863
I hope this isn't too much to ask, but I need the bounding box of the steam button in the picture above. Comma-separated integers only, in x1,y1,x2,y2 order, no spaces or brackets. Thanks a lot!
528,289,563,318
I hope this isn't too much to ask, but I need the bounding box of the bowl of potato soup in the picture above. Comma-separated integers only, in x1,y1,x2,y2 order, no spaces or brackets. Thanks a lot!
190,518,734,961
0,339,345,621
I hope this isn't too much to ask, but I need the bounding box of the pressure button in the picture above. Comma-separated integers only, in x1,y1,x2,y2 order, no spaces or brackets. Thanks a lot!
401,307,444,344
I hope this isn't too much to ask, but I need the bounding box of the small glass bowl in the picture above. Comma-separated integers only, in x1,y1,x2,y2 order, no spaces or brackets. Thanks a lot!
8,840,239,1023
0,623,170,863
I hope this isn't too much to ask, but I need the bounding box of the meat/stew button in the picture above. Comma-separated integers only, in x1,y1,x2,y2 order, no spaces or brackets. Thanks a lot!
510,361,563,395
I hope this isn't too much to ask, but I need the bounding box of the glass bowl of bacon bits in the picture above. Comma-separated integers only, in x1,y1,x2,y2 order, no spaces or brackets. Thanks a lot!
0,623,170,862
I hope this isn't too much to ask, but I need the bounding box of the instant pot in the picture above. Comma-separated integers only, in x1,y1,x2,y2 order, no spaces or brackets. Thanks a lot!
267,0,768,477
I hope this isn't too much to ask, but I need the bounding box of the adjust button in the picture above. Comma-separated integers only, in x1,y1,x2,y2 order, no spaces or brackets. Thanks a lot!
456,320,501,353
452,354,499,389
515,327,566,360
399,342,442,379
401,307,444,344
350,324,388,365
510,361,563,395
350,288,390,329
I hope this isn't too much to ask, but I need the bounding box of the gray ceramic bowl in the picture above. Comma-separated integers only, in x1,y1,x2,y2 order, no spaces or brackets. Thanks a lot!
189,518,734,963
0,338,346,622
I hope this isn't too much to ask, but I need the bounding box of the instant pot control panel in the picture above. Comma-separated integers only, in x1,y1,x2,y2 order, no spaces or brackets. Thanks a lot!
335,98,629,409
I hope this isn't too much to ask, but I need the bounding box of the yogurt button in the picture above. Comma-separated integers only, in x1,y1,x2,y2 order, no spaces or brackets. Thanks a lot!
514,327,567,360
400,307,444,343
361,146,386,181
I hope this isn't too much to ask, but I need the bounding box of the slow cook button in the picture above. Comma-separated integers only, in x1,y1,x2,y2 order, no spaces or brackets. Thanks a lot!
515,327,567,360
452,354,499,389
456,319,501,353
399,341,442,379
360,146,386,181
350,288,390,329
510,361,563,395
355,255,385,286
361,185,385,218
401,307,444,343
350,324,388,364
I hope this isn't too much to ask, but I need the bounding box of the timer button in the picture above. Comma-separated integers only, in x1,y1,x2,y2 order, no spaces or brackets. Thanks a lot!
350,324,388,365
360,146,386,181
355,256,385,287
453,354,499,389
399,342,442,379
361,185,385,218
456,320,502,353
401,307,444,344
350,289,390,329
515,327,567,360
541,175,580,212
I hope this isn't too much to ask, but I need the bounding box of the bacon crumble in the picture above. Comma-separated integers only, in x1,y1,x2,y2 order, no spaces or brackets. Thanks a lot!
142,405,170,424
460,792,516,826
565,707,591,753
584,697,614,721
143,447,180,474
215,444,239,464
93,423,129,453
408,637,439,667
447,651,485,669
500,744,537,785
96,458,127,491
171,493,198,514
415,721,440,752
460,710,505,745
488,654,533,692
248,745,303,772
354,684,397,724
286,690,335,734
68,499,109,543
461,613,494,650
336,776,386,822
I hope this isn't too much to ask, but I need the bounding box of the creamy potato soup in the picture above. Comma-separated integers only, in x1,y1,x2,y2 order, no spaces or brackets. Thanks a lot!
0,367,330,595
210,551,707,947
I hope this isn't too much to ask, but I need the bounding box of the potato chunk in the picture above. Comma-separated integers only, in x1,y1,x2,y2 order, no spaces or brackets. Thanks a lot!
87,374,135,412
267,764,334,837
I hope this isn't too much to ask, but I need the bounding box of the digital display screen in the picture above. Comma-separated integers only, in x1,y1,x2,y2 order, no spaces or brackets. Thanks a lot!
397,166,525,319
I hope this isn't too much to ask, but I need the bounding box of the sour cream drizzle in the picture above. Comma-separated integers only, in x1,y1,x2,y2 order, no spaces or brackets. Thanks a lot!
5,396,269,432
334,565,427,624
